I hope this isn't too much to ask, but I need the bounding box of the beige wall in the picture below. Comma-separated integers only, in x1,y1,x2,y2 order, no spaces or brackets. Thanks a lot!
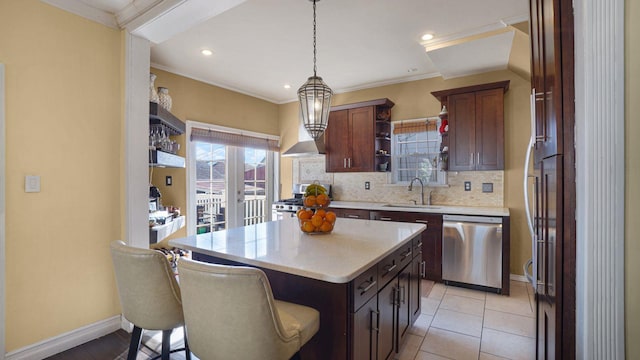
0,0,122,351
625,0,639,356
150,68,280,243
279,69,532,275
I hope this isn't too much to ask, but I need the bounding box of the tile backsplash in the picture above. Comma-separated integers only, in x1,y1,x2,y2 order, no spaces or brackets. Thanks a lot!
292,157,504,208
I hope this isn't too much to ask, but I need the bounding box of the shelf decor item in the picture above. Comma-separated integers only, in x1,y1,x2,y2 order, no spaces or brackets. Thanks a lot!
158,87,172,111
149,73,159,103
297,0,333,141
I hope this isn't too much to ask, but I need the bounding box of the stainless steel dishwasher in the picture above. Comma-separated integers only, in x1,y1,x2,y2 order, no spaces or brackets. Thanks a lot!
442,215,503,290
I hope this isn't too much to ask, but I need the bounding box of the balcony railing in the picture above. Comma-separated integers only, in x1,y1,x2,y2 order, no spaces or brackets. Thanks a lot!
196,194,268,234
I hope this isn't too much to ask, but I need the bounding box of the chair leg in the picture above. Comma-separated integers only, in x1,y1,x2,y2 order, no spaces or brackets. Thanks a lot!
161,329,173,360
127,326,143,360
184,331,191,360
290,351,302,360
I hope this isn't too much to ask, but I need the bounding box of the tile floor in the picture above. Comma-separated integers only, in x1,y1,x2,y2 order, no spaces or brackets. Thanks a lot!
397,280,536,360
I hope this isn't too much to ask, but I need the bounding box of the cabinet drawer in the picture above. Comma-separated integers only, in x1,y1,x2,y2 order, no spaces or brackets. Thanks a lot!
370,210,402,222
397,242,414,269
351,265,378,312
378,249,401,287
341,209,370,219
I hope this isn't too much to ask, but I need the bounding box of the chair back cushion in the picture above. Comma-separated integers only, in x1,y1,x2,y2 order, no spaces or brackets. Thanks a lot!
178,258,299,360
110,240,184,330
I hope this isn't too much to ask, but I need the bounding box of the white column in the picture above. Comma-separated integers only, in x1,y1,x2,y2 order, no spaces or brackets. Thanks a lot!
574,0,626,358
124,33,151,248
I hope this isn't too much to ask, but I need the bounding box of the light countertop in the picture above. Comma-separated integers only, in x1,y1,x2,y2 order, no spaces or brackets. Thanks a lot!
329,201,510,217
169,217,425,284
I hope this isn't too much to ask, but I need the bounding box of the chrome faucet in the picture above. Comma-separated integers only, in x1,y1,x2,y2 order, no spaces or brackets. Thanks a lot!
408,177,426,205
408,177,433,206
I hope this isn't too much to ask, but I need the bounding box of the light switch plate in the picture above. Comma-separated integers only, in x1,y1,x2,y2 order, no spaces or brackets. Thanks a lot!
25,175,41,193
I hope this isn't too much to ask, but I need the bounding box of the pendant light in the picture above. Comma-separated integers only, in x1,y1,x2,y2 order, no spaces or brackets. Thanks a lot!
298,0,333,140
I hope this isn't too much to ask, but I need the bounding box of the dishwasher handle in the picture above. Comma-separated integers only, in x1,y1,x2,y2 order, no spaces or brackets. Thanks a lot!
442,214,502,224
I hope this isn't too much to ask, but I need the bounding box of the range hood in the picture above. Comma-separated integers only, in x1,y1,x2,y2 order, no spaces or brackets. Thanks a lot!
282,122,326,157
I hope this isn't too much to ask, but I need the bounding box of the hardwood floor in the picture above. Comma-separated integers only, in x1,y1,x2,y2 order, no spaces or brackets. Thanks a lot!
45,328,191,360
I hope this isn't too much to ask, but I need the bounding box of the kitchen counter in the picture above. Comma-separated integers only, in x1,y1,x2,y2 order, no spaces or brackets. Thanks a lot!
330,200,510,217
169,217,425,283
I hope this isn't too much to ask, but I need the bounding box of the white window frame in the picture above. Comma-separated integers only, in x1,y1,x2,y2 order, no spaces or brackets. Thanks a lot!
391,117,447,186
186,120,280,235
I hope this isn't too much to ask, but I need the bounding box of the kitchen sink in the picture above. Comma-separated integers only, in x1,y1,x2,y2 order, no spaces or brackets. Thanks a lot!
382,204,441,209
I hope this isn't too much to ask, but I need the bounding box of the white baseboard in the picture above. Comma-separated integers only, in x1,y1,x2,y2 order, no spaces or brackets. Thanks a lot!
5,315,122,360
510,273,528,283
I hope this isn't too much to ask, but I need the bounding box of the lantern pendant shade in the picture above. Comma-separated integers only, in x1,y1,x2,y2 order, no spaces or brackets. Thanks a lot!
298,76,332,140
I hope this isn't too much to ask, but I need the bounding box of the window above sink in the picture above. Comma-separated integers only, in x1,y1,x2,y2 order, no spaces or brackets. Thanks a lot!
391,117,447,186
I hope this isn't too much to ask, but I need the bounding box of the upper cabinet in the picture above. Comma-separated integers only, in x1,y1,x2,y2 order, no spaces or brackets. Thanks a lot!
325,98,394,173
432,81,509,171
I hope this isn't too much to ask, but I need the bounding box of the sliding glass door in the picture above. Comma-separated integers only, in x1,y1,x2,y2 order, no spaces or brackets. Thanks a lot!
189,123,278,235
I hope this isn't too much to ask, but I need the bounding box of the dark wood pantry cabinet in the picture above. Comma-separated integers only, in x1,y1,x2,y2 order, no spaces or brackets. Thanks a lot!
529,0,576,357
431,81,509,171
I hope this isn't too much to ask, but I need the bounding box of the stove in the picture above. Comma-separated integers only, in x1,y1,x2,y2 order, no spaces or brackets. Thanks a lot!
272,183,332,219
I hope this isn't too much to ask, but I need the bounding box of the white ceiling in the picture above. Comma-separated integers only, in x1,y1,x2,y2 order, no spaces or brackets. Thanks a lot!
44,0,529,104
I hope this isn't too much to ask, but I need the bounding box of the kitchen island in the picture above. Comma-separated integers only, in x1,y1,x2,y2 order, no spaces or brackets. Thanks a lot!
169,217,426,360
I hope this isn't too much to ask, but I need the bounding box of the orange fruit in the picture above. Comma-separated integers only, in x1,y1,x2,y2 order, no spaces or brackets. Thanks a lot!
311,214,324,227
316,193,330,207
301,220,315,233
325,211,337,224
315,209,326,218
304,195,317,207
298,209,312,220
319,221,333,233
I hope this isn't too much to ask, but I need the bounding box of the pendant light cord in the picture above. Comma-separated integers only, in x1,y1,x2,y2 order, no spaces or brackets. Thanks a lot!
313,0,317,77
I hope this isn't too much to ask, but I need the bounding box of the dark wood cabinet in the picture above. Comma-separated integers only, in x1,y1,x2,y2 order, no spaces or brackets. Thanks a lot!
350,237,423,360
370,210,443,281
377,281,396,360
351,295,377,360
410,240,424,324
529,0,576,357
325,99,394,173
432,81,508,171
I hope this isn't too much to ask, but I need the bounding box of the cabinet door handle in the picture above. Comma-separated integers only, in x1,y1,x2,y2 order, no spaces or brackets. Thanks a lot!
401,249,412,259
380,216,392,221
420,261,426,277
477,152,480,165
400,285,406,304
358,279,377,294
416,241,423,248
371,309,380,332
470,153,474,165
343,158,347,168
348,158,352,168
347,214,360,219
415,219,429,224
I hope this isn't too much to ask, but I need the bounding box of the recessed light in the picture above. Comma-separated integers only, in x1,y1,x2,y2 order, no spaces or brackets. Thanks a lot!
421,33,434,41
284,84,291,89
201,49,213,56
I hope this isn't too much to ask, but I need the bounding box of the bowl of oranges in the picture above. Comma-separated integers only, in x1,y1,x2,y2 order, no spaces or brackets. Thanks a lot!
297,183,336,234
297,208,337,234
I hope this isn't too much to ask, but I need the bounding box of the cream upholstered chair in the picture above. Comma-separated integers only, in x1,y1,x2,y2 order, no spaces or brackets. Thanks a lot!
178,258,320,360
110,240,190,360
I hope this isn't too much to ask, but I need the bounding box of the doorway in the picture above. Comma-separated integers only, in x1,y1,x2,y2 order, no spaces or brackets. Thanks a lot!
186,121,278,235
